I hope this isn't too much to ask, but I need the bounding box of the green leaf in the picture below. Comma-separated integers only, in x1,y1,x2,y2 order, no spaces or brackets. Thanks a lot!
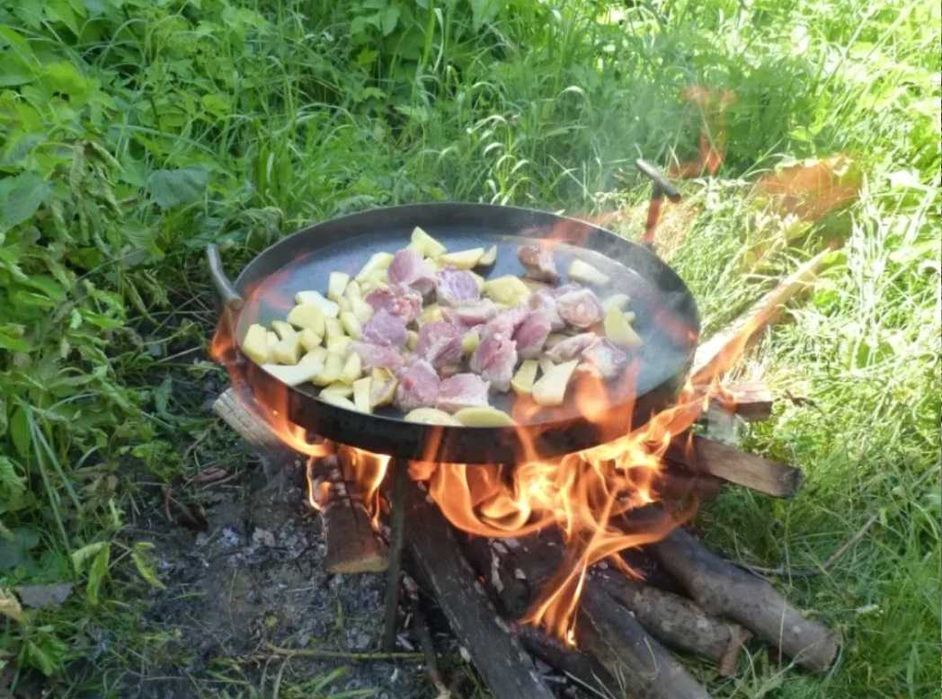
380,5,400,36
470,0,500,30
0,456,27,514
0,324,31,352
71,540,108,574
131,542,165,590
9,406,30,458
86,544,110,605
1,172,49,229
147,167,209,209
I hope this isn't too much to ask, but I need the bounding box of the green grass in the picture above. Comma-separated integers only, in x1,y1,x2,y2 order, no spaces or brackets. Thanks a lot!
0,0,938,696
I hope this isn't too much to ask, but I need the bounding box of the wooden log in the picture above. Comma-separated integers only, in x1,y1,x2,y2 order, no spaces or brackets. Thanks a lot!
404,483,556,699
692,248,832,384
710,381,774,422
651,527,840,673
320,455,388,574
593,569,751,676
212,388,286,453
667,434,804,498
464,535,711,699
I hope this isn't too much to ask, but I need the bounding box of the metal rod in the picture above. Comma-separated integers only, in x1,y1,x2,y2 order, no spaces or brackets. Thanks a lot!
205,243,244,311
381,459,408,651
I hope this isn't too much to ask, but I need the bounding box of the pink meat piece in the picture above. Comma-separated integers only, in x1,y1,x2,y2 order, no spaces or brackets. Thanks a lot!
395,359,440,411
470,319,519,392
485,306,530,338
551,283,582,298
528,288,565,331
546,333,598,362
441,300,499,329
436,268,480,306
556,287,604,329
364,285,422,324
513,311,552,359
415,321,463,369
437,373,490,413
580,338,628,379
517,244,559,283
362,308,408,348
388,249,436,295
351,342,405,371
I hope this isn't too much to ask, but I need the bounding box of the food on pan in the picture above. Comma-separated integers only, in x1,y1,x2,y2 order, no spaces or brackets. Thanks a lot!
242,227,643,422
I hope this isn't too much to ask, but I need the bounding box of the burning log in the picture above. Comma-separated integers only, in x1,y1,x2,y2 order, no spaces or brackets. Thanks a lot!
403,482,556,699
651,527,840,673
213,388,288,455
667,434,803,498
709,380,774,422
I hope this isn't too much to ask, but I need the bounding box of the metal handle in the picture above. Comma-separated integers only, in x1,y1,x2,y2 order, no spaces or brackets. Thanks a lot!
635,159,680,248
206,244,244,311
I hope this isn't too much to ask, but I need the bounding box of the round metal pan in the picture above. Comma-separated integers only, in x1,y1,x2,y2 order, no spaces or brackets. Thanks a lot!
209,202,700,464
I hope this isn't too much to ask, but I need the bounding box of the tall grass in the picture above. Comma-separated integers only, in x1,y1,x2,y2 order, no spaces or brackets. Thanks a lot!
0,0,938,695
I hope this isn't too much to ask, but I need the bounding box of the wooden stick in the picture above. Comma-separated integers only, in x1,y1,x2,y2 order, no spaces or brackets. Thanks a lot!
381,460,409,652
404,483,556,699
320,455,388,574
651,527,840,673
667,434,804,498
212,388,285,453
709,381,774,422
692,248,832,384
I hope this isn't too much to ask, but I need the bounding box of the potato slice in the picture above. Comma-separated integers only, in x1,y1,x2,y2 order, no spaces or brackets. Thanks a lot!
531,360,578,407
319,391,357,410
321,382,353,398
461,329,480,355
266,330,279,347
538,356,556,376
271,334,303,365
339,311,362,339
406,330,419,351
338,297,351,314
478,245,498,267
419,303,442,325
344,280,362,301
355,252,394,281
370,368,397,407
601,293,631,314
569,259,610,287
326,336,352,356
406,408,462,426
604,306,642,347
241,323,270,364
295,290,340,318
312,352,344,386
350,297,374,324
440,247,484,270
511,359,539,395
339,352,362,384
483,275,531,306
271,320,296,341
299,328,322,352
409,226,447,258
454,406,515,427
261,361,322,386
287,303,326,335
327,272,350,302
324,317,344,342
300,347,327,366
352,377,372,413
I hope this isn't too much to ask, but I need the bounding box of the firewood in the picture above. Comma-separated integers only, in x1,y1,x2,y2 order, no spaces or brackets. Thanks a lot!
667,434,803,498
692,248,832,384
212,388,285,453
709,380,774,422
320,455,388,574
651,527,840,673
403,483,556,699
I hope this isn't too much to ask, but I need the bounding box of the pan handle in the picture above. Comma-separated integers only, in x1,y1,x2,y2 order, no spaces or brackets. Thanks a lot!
635,159,680,248
205,244,244,311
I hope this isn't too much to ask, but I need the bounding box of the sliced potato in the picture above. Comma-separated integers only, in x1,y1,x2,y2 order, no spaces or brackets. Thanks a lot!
319,392,357,410
604,306,643,347
299,328,323,352
440,247,484,270
569,259,610,287
295,290,340,318
454,406,515,427
461,329,480,355
271,320,296,341
406,408,462,426
338,297,352,314
601,293,631,314
326,336,352,356
324,317,344,342
287,303,326,335
370,368,397,407
409,226,447,258
424,256,442,272
339,311,362,339
350,297,374,324
469,271,485,291
483,275,531,306
532,359,578,407
312,352,344,386
478,245,498,267
261,361,322,386
321,382,353,398
266,330,279,347
355,252,394,281
352,377,372,413
339,352,362,384
327,272,350,302
419,303,442,325
538,357,556,376
511,359,539,395
344,279,362,301
242,324,271,364
300,347,327,366
366,268,388,286
271,334,303,365
406,330,419,351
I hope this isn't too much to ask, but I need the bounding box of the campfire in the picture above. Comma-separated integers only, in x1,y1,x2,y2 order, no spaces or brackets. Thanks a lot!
207,176,839,697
